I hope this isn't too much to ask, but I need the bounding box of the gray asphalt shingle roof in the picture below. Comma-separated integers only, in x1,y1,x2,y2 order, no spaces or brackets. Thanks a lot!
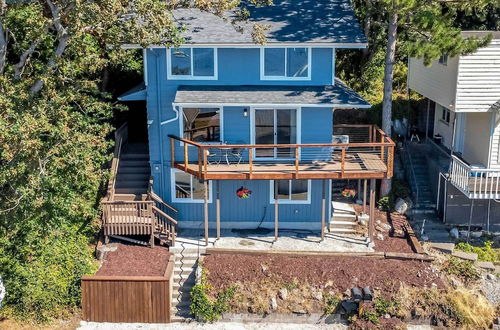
171,0,366,45
174,79,370,108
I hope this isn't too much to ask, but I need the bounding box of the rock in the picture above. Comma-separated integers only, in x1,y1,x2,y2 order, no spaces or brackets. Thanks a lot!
278,288,288,300
496,266,500,274
477,261,496,271
292,308,307,315
449,227,459,239
381,223,392,231
487,274,496,280
384,314,391,319
95,243,118,260
376,233,384,241
471,231,483,238
429,242,455,254
452,250,478,262
261,264,268,273
431,282,438,288
270,297,278,311
312,291,323,301
459,230,469,238
341,301,358,314
394,198,410,214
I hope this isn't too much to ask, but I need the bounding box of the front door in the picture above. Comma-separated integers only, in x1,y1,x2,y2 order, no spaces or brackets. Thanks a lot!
254,108,297,159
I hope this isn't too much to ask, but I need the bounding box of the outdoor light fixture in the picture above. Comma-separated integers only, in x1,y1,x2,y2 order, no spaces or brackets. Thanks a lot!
243,108,248,117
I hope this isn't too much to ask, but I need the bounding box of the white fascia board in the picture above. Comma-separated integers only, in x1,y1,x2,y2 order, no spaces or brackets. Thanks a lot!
121,43,368,50
173,102,371,109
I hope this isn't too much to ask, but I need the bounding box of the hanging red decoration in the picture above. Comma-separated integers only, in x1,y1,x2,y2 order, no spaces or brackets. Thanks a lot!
236,186,252,199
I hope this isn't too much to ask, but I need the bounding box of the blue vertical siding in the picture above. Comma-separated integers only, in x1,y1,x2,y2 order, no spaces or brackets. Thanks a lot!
144,47,336,227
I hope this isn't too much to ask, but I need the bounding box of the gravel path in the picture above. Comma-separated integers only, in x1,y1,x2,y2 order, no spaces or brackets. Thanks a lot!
78,321,347,329
480,275,500,306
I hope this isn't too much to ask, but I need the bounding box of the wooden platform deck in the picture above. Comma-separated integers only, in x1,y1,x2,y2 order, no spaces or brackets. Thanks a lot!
176,153,388,180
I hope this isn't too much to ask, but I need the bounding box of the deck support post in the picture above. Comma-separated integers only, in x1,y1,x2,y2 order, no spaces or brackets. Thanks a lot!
368,179,376,244
467,199,474,243
274,181,279,242
363,179,367,214
148,202,155,248
216,180,221,240
321,180,326,241
204,180,209,246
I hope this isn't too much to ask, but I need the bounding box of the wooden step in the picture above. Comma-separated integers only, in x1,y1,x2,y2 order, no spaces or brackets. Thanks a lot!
117,166,150,174
328,227,357,233
116,173,149,181
118,160,149,168
114,187,148,194
115,180,148,189
113,193,148,201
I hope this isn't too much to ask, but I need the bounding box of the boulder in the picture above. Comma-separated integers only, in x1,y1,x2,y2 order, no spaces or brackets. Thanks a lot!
429,242,455,254
376,233,384,241
394,198,411,214
449,227,459,239
471,231,483,238
270,297,278,311
278,288,288,300
312,290,323,301
476,261,495,271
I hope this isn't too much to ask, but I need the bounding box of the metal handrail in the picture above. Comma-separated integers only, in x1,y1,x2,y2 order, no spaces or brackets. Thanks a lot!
404,143,420,206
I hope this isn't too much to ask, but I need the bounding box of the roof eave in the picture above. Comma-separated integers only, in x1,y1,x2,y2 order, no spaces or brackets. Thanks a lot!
173,102,371,109
121,42,368,49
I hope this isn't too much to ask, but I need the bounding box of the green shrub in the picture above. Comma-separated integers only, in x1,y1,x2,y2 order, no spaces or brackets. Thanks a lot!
323,292,341,315
360,309,380,324
391,179,410,199
378,196,393,211
190,279,236,322
0,228,97,322
456,241,500,263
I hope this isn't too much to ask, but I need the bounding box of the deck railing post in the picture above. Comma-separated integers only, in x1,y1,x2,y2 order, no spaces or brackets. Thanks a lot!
198,147,203,176
249,148,253,179
183,143,188,170
203,147,208,179
387,145,394,178
170,138,175,167
295,146,299,178
148,202,155,248
340,147,346,177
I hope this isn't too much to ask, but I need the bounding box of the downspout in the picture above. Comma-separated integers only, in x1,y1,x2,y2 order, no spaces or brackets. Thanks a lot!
161,102,179,125
153,49,165,194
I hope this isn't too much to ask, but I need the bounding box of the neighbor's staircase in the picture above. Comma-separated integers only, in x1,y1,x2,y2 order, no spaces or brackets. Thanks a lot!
170,239,206,322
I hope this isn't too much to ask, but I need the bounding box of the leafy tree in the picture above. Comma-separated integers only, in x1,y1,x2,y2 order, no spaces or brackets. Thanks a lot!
0,0,268,321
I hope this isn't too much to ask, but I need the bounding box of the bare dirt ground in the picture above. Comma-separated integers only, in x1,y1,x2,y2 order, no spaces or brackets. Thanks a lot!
96,243,170,276
204,253,443,297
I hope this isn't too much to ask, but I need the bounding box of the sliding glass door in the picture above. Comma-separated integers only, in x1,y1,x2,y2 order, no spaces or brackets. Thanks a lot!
254,108,297,159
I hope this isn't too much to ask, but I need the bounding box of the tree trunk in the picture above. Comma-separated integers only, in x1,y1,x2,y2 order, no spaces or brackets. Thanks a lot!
101,66,110,92
380,10,398,197
362,0,371,57
0,20,7,75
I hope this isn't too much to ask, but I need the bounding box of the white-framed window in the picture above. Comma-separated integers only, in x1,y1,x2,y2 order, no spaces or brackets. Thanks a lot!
269,180,311,204
260,47,311,80
180,107,223,143
171,169,212,203
167,48,217,80
441,106,451,124
438,54,448,66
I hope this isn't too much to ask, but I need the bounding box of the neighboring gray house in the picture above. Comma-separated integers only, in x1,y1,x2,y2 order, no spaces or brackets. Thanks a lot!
408,31,500,231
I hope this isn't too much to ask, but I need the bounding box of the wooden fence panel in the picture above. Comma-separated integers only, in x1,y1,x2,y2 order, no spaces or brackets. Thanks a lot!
81,255,174,323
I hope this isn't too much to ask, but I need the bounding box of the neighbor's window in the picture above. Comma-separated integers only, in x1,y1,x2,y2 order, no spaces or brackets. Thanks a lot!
182,108,221,142
438,54,448,66
172,170,210,202
169,48,216,78
262,48,310,79
271,180,310,203
441,106,451,124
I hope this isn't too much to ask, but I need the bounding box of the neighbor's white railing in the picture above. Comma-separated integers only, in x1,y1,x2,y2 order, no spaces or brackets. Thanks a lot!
449,155,500,199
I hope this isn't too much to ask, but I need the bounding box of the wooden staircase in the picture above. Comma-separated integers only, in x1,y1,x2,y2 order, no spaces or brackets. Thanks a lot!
101,124,177,247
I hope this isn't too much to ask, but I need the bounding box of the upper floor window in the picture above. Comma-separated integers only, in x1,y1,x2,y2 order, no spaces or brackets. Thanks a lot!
168,48,217,80
182,107,222,142
438,54,448,66
261,48,311,80
441,105,451,124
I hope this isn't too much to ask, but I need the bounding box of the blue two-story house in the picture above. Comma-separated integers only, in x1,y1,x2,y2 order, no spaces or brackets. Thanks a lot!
104,0,395,246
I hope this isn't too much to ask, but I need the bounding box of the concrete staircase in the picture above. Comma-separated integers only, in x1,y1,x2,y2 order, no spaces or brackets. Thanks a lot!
114,142,150,199
170,238,206,322
329,201,358,234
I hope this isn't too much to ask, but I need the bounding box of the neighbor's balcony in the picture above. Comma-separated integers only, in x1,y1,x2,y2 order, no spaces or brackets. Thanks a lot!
449,155,500,199
168,125,395,180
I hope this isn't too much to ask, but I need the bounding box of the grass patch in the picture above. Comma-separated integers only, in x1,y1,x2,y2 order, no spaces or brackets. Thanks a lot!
456,241,500,263
442,257,480,285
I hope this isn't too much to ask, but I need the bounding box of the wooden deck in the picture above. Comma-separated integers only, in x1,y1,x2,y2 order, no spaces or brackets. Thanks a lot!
176,153,388,180
169,125,394,180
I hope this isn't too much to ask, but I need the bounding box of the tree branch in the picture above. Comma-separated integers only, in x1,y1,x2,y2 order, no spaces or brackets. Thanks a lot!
30,0,71,95
0,19,8,75
13,39,40,80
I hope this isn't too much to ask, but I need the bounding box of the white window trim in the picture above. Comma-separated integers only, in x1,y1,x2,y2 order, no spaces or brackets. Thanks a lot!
166,48,218,80
269,180,312,204
170,169,213,203
260,47,312,81
249,106,302,161
178,106,224,146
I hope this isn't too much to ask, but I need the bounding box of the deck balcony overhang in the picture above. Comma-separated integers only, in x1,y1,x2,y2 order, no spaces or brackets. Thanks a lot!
449,155,500,199
169,125,395,180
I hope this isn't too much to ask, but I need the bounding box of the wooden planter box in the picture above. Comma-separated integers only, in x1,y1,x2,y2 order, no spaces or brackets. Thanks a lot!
81,254,174,323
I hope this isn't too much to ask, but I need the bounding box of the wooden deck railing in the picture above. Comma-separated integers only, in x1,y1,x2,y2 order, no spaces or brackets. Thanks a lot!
168,125,394,180
450,155,500,199
106,123,128,201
